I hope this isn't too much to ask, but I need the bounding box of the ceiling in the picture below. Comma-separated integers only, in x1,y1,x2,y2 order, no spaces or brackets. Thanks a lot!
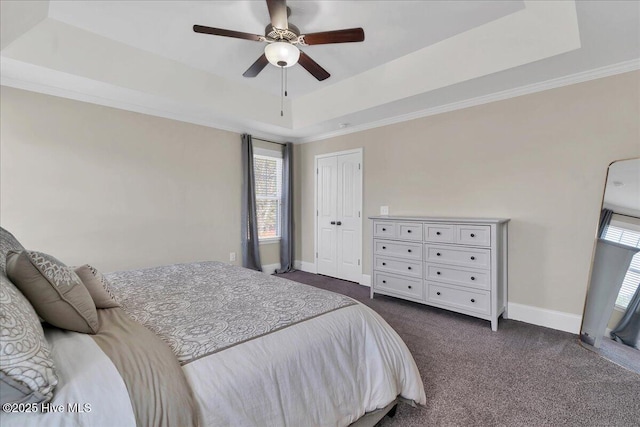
605,159,640,213
1,1,639,143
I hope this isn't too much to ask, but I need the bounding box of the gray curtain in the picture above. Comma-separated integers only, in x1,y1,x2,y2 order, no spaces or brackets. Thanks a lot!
610,284,640,349
241,134,262,271
598,208,614,238
276,142,294,273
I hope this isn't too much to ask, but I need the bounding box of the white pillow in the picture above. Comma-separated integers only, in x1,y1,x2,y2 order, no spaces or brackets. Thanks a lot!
0,275,58,404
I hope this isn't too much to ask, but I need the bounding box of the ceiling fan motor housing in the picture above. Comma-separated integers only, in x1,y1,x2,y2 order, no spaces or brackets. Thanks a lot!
265,24,300,42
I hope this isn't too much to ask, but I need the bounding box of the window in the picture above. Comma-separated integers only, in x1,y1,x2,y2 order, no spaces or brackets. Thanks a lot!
602,216,640,309
254,148,283,241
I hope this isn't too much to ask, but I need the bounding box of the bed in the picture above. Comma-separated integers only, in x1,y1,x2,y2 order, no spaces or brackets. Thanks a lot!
0,227,426,426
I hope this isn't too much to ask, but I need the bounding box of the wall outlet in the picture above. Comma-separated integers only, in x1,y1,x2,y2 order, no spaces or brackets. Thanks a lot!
229,252,236,262
380,206,389,215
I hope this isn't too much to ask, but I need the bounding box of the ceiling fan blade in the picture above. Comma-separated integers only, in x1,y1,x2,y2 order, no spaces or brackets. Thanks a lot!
193,25,263,42
266,0,288,29
298,51,330,81
243,54,269,78
302,28,365,45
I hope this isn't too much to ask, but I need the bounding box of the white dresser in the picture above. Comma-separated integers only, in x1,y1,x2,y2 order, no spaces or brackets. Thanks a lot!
370,216,509,331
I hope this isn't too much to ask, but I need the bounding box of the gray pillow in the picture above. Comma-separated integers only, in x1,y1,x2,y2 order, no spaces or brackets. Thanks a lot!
6,250,99,334
0,275,58,404
1,227,25,275
74,265,120,309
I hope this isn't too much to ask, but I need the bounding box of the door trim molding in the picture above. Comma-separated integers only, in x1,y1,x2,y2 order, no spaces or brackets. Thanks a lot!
314,148,363,280
315,148,363,160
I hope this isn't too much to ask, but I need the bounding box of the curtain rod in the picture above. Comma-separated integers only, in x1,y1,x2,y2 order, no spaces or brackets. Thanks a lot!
253,137,287,146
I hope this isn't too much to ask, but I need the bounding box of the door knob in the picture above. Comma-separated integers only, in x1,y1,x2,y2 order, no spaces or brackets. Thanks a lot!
336,221,342,226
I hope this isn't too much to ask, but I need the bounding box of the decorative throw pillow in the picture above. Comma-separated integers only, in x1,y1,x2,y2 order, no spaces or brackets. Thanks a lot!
74,265,120,309
6,250,99,334
0,275,58,404
0,227,25,274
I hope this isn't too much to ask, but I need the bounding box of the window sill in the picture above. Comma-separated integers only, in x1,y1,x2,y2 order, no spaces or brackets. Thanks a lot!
259,237,281,245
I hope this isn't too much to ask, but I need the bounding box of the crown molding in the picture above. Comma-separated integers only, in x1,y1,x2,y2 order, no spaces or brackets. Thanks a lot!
2,57,638,145
295,58,640,144
0,73,291,144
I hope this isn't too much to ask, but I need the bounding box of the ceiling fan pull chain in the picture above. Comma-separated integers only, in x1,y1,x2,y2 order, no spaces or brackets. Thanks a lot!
285,67,288,97
280,66,284,117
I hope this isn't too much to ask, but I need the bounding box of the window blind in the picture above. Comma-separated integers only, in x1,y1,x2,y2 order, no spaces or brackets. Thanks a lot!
253,153,283,240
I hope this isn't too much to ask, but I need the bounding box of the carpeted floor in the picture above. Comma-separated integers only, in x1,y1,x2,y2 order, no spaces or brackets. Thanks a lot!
584,338,640,375
276,271,640,427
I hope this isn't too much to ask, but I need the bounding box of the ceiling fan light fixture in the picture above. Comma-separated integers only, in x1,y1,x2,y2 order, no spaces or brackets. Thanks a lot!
265,41,300,67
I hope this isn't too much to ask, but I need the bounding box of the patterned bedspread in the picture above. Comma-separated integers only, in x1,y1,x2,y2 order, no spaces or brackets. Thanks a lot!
106,262,356,364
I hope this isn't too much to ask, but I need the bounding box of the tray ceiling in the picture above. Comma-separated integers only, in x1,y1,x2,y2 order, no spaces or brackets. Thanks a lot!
1,1,638,142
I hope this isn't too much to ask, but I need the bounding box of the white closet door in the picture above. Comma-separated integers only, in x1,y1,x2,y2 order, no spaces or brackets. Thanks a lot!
336,153,362,282
316,151,362,282
316,156,338,277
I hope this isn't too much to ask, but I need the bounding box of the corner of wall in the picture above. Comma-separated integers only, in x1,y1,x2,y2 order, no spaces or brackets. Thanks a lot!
507,302,583,334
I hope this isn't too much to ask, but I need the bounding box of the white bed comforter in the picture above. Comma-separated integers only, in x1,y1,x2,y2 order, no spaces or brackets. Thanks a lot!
185,303,426,426
2,302,425,427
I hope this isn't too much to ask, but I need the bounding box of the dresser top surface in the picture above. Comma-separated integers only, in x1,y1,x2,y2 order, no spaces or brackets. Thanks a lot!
368,215,510,224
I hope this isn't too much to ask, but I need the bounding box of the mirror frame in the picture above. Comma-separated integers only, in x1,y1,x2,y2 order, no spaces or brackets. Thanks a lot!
579,156,640,347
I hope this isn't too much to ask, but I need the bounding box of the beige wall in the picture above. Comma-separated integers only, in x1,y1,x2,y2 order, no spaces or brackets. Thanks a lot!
294,71,640,316
0,87,280,271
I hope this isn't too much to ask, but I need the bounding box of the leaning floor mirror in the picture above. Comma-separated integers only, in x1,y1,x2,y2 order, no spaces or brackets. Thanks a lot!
580,157,640,373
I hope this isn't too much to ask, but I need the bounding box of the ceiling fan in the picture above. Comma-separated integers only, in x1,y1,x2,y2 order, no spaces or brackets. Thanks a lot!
193,0,365,82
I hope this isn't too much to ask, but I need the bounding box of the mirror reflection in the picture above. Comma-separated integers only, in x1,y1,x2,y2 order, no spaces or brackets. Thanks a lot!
581,158,640,373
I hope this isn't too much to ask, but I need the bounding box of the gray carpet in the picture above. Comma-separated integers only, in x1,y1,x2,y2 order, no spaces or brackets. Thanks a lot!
276,271,640,427
585,339,640,375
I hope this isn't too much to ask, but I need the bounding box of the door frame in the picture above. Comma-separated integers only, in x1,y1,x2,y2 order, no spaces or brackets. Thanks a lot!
314,148,363,283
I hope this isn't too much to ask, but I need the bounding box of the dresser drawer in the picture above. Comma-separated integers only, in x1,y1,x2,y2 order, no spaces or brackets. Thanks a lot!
425,245,491,270
374,239,422,260
374,221,396,238
424,224,455,243
374,256,422,278
427,283,490,315
456,225,491,247
375,272,423,300
425,263,490,290
398,223,423,241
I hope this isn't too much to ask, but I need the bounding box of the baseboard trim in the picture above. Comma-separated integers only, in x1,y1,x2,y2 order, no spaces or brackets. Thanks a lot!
359,274,371,287
261,263,281,275
507,302,582,334
295,260,317,274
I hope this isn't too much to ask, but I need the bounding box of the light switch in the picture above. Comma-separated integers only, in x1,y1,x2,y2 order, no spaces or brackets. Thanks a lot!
380,206,389,215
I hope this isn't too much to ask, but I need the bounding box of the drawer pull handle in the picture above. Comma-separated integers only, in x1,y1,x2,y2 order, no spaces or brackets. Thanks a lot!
407,230,412,233
382,228,386,231
470,256,475,260
382,246,386,249
336,221,342,226
407,266,412,270
330,221,336,225
471,276,476,281
408,249,412,253
436,231,441,235
436,252,441,256
382,280,386,284
382,263,386,266
437,271,441,275
408,286,412,289
470,233,475,237
471,299,476,303
437,292,441,296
